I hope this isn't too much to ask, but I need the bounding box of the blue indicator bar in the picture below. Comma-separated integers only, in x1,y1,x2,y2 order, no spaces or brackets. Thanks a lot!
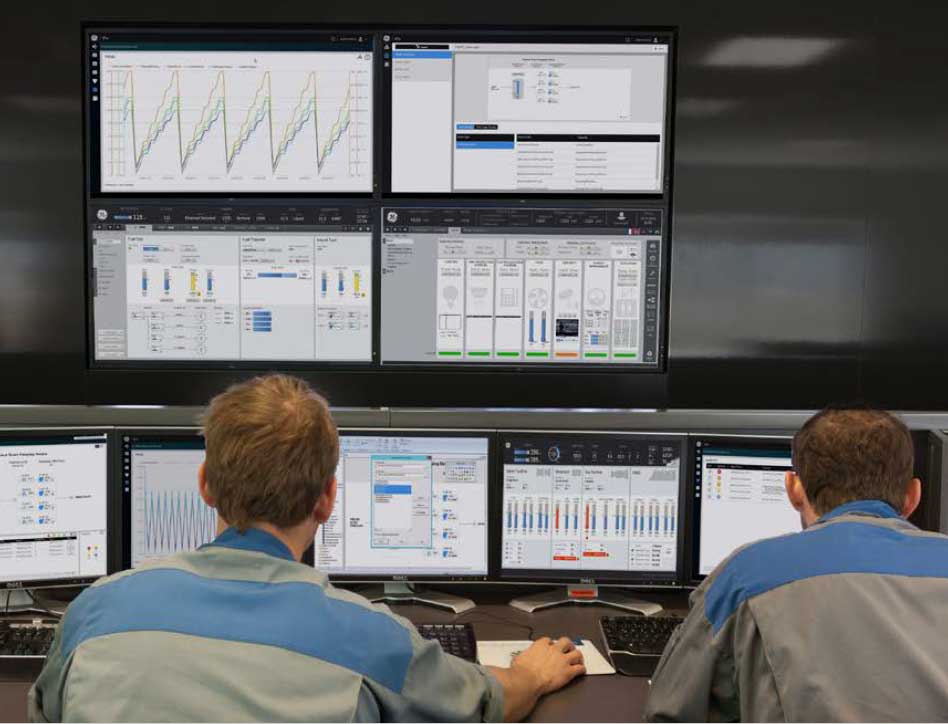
257,272,298,278
456,140,515,149
393,50,453,59
373,484,412,495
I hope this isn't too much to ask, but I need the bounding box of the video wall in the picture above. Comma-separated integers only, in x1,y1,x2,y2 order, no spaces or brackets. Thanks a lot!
84,25,675,383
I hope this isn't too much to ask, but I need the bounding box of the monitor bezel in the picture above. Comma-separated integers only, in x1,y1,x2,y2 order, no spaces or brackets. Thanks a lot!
381,24,677,201
322,427,496,583
0,427,115,591
117,426,316,570
686,433,795,585
82,22,379,200
494,429,687,586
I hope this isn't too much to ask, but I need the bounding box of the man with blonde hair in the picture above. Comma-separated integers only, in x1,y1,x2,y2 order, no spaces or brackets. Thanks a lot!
29,374,584,722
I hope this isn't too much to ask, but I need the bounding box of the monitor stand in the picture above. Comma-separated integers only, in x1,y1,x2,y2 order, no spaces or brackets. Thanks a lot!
1,589,66,617
362,582,476,614
508,585,663,615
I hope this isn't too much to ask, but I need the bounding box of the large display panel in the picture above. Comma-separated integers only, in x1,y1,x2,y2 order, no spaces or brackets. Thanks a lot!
690,435,800,580
385,29,673,195
0,429,110,588
120,430,211,569
316,430,492,581
381,206,664,367
499,432,684,584
85,27,374,195
90,203,374,365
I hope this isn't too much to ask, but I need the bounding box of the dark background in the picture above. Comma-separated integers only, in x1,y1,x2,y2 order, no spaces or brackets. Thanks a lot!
2,1,943,409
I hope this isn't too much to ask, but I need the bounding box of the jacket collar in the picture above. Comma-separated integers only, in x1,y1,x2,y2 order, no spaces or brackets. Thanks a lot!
817,499,901,524
203,526,296,562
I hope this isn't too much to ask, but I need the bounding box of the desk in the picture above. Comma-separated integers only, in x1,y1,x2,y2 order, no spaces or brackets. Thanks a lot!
0,593,689,723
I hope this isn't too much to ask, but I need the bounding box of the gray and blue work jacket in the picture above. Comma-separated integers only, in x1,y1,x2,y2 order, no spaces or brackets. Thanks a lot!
28,527,503,722
646,500,948,722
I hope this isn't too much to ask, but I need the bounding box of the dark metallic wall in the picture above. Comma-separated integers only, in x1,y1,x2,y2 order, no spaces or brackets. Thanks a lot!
0,2,939,408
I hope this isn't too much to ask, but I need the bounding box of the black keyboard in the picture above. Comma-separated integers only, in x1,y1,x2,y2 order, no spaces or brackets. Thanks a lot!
0,619,58,658
416,623,477,662
599,614,685,677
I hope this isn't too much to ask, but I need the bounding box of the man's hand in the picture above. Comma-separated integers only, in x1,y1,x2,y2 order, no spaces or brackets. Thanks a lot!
512,637,586,696
488,637,586,721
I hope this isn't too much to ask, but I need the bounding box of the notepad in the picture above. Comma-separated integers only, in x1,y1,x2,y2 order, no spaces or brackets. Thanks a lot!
476,639,616,675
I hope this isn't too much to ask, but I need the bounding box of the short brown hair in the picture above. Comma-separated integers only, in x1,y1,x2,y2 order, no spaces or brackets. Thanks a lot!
201,374,338,531
791,408,914,515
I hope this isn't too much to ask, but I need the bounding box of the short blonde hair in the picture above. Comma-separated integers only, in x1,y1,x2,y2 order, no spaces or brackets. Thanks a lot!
201,374,338,532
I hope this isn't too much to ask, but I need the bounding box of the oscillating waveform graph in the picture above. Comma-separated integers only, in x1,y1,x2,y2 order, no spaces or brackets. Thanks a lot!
131,453,212,567
142,489,216,559
100,50,372,192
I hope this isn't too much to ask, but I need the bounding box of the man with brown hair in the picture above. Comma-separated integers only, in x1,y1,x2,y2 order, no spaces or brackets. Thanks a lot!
29,374,584,722
646,407,948,722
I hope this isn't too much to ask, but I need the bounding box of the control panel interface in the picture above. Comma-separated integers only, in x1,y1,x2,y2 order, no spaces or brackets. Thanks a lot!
387,32,671,194
91,205,373,363
317,434,490,578
122,434,209,568
382,207,663,365
693,438,800,577
87,29,373,194
501,434,682,577
0,433,108,584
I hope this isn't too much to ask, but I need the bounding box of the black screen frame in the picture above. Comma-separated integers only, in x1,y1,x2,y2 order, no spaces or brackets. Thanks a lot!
686,433,794,585
494,430,687,587
117,426,316,570
0,427,115,591
322,427,497,583
381,25,677,201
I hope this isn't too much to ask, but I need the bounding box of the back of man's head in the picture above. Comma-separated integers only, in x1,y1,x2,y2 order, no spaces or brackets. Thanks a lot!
792,407,914,515
202,374,338,532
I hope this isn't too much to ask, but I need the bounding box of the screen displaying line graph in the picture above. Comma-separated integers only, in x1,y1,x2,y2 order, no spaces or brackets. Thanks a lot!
98,50,372,193
128,438,214,567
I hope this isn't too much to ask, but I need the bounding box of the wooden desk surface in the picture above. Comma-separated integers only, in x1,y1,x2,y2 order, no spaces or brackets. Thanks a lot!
0,592,689,723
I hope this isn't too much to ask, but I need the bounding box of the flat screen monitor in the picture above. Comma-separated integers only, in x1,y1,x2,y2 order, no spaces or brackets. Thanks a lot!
0,429,111,589
120,429,211,569
690,435,801,580
120,428,318,569
84,26,374,196
316,430,493,581
384,28,674,196
89,202,374,365
381,206,665,368
498,431,685,585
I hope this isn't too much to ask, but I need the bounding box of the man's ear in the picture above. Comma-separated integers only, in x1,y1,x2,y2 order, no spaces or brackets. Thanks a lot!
785,471,807,512
314,476,337,525
198,461,215,508
902,477,922,519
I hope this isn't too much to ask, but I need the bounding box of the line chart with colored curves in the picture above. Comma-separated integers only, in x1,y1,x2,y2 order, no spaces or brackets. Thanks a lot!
99,50,372,192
